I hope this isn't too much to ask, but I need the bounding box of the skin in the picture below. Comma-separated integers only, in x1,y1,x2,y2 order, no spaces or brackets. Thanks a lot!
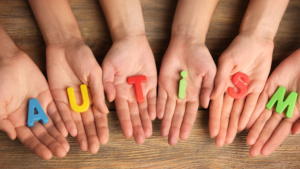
246,49,300,157
157,0,218,146
0,25,69,160
99,0,157,145
210,0,289,147
29,0,109,154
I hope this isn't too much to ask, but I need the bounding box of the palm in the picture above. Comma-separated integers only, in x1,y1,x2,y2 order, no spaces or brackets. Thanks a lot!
0,52,69,159
246,49,300,157
102,36,157,145
210,34,274,147
157,39,216,145
46,40,109,154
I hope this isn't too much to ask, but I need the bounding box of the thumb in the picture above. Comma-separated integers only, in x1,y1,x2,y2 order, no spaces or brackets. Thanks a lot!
0,105,16,140
89,67,109,114
102,60,116,103
211,55,234,100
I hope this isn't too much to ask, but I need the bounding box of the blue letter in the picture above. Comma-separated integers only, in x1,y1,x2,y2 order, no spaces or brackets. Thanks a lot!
27,98,49,127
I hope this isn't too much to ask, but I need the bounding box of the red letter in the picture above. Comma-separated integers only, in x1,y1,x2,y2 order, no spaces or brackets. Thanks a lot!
228,72,249,99
127,75,147,103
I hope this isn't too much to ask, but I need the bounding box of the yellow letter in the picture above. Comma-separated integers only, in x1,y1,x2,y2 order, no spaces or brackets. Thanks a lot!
67,84,90,113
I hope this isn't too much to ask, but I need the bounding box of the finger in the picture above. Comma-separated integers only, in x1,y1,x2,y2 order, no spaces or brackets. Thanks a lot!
209,95,223,138
43,119,70,152
215,93,234,147
168,101,186,146
81,108,99,154
139,96,152,138
129,101,145,145
47,101,68,137
147,88,157,121
93,105,109,145
211,56,233,100
55,101,77,137
156,86,167,119
89,68,109,114
161,96,176,137
16,126,53,160
261,119,293,157
292,118,300,135
225,97,245,144
72,112,88,151
102,60,116,102
246,109,272,146
200,70,216,109
31,122,67,158
249,112,282,157
246,91,269,130
238,93,260,131
0,103,16,139
180,102,199,141
115,97,133,138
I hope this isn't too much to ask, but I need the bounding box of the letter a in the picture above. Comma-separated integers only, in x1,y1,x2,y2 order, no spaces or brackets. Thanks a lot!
27,98,49,127
178,71,188,99
266,86,298,118
67,84,90,113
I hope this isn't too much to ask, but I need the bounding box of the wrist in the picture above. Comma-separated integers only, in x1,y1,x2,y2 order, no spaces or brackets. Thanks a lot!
171,25,206,44
110,24,145,42
43,24,82,46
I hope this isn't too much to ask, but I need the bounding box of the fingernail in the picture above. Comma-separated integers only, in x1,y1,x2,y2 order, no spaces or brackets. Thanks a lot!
210,136,215,139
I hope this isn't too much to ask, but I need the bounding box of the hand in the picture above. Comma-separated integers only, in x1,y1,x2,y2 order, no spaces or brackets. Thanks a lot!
157,38,216,145
46,39,109,154
210,34,273,147
0,52,69,160
246,49,300,157
102,35,157,145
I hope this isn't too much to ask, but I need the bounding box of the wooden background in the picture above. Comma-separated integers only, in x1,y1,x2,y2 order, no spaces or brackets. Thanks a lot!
0,0,300,168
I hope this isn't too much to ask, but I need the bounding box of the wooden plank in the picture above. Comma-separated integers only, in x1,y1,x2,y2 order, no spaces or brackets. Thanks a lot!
0,110,300,168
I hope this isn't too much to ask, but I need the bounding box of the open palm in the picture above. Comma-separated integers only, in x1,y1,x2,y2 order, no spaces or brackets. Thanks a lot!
157,38,216,145
210,34,273,147
246,49,300,157
0,52,69,159
102,35,157,145
46,40,109,154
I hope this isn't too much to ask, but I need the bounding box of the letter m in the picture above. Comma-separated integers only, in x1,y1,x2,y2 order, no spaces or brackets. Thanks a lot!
266,86,298,118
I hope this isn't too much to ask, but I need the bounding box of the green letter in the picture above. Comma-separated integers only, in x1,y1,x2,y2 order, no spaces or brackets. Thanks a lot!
266,86,298,118
178,71,188,99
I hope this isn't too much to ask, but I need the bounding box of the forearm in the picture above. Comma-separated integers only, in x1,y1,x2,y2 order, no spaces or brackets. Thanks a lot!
28,0,82,45
171,0,219,43
240,0,289,40
99,0,145,41
0,25,20,58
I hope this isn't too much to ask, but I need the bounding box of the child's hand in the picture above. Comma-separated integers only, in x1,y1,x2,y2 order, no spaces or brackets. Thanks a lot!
246,49,300,157
46,40,109,154
0,52,69,160
102,35,157,145
210,34,273,147
157,38,216,145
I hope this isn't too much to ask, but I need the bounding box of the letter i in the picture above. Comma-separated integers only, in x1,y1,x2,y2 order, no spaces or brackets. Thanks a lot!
178,71,188,99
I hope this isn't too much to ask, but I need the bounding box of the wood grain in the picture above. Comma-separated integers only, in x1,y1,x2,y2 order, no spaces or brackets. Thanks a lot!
0,0,300,168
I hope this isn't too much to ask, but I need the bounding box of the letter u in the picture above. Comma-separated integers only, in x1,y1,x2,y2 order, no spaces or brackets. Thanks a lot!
67,84,90,113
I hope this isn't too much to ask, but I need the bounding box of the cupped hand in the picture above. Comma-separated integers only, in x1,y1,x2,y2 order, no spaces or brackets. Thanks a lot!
210,34,273,147
46,39,109,154
0,52,69,160
246,49,300,157
102,35,157,145
157,38,216,146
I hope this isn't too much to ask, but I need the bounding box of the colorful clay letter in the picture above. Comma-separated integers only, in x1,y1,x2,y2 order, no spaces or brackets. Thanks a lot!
266,86,298,118
228,72,249,99
127,75,147,103
67,84,90,113
178,71,188,99
27,98,49,127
